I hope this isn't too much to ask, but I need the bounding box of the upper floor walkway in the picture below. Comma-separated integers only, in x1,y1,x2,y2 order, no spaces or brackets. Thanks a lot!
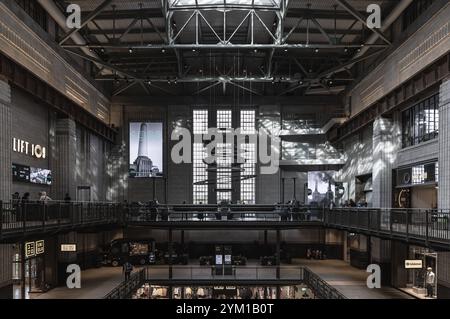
1,201,449,249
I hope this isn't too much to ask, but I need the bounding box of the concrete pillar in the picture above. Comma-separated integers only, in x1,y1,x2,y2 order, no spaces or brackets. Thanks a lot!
372,117,401,208
50,118,77,200
0,78,12,202
438,78,450,209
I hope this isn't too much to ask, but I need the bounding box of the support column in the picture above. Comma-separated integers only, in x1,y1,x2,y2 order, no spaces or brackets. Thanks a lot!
0,79,14,298
372,116,400,208
276,230,280,279
50,118,77,200
438,78,450,209
0,78,12,202
168,229,173,279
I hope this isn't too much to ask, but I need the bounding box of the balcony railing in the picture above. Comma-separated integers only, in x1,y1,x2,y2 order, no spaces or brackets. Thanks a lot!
325,208,450,244
104,266,346,300
125,203,324,223
0,200,123,238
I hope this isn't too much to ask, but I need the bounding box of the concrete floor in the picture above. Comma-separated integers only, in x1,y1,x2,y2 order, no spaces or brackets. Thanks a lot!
293,259,413,299
32,267,126,299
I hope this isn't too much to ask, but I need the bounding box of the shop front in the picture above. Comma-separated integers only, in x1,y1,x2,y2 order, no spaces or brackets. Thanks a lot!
400,246,437,299
132,284,314,299
394,161,438,209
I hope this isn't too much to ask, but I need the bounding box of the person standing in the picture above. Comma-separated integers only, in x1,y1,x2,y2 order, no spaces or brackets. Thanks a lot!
425,267,435,298
123,261,133,281
39,191,52,202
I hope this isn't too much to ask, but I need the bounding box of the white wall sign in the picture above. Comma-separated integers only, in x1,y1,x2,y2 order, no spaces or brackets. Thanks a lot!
405,260,423,269
12,138,46,159
61,244,77,252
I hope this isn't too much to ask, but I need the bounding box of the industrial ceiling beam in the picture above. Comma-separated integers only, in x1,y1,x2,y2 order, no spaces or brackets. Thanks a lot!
59,0,114,45
62,43,388,50
85,9,163,20
316,48,386,79
333,0,392,45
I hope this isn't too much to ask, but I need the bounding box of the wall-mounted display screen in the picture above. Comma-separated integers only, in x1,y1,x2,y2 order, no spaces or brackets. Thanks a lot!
12,164,30,183
30,167,52,185
129,122,163,178
308,171,336,206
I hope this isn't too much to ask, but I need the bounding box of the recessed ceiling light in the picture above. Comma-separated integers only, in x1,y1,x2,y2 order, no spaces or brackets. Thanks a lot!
128,48,133,54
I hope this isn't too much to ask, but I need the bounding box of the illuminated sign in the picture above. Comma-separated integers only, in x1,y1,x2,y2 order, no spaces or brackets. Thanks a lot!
12,138,46,159
25,240,45,258
405,260,423,269
61,244,77,252
25,242,36,258
36,240,45,255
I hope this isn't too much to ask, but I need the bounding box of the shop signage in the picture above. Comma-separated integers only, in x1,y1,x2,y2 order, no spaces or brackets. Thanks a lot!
36,240,45,255
25,242,36,258
25,240,45,258
61,244,77,252
12,138,46,159
405,260,423,269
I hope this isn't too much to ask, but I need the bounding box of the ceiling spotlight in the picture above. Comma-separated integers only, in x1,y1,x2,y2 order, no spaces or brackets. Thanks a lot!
89,48,93,52
329,80,333,85
147,80,152,85
272,78,275,84
254,49,258,53
192,48,196,52
284,48,288,52
314,48,319,53
299,80,303,85
344,48,348,53
361,44,365,47
174,77,178,84
100,48,105,53
357,48,361,52
128,47,133,54
161,49,166,53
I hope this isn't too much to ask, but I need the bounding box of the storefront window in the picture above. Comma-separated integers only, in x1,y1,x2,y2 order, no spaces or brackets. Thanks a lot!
402,94,439,148
402,247,437,299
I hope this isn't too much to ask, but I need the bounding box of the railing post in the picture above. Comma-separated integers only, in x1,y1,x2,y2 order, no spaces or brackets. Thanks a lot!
389,209,393,236
406,209,409,241
426,210,429,245
0,201,3,237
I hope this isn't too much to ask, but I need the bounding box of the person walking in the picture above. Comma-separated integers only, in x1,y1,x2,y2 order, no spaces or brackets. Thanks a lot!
123,261,133,281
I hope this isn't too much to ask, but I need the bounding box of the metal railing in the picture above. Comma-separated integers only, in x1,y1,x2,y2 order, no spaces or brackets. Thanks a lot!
303,267,346,299
144,265,305,281
0,200,123,238
325,208,450,244
125,203,324,223
104,266,346,299
104,268,146,299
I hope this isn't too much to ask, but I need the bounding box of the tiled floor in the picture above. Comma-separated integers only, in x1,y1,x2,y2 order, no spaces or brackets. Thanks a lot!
293,259,413,299
27,259,413,299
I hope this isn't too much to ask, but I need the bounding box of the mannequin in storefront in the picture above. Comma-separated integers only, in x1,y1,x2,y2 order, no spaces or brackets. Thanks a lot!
425,267,435,298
